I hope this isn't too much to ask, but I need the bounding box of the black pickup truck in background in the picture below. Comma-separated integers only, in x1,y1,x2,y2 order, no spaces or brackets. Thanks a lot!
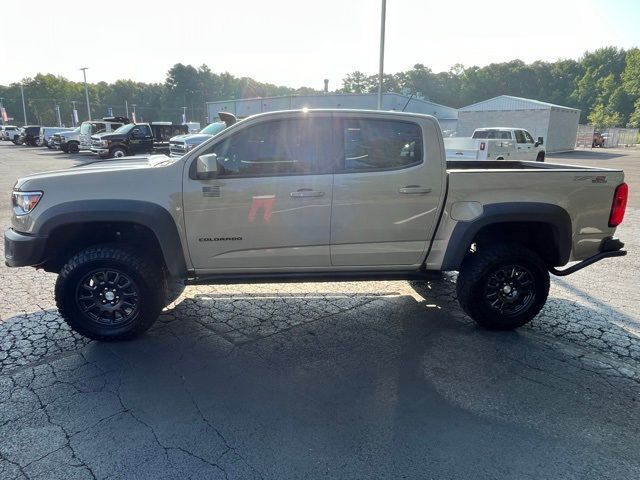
90,122,188,158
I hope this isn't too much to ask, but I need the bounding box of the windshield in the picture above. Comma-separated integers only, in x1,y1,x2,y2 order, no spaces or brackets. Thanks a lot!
200,122,226,135
113,124,135,134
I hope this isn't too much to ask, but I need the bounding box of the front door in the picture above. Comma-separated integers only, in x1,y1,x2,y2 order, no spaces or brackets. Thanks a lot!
183,115,334,272
515,129,534,160
130,124,153,155
330,117,443,266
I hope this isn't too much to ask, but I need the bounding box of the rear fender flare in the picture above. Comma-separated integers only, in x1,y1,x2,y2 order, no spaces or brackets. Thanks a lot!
440,202,572,270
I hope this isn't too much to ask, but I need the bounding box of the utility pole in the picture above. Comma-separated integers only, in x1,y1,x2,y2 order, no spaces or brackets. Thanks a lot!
377,0,387,110
80,67,91,120
125,100,129,118
132,104,137,122
182,106,187,123
20,84,28,125
0,97,4,126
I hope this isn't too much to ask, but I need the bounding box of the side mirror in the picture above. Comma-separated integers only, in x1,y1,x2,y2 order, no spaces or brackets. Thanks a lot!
197,153,218,179
537,136,543,145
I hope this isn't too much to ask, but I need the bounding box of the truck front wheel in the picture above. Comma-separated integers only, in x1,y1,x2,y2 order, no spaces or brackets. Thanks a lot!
55,246,164,341
456,244,550,329
109,147,127,158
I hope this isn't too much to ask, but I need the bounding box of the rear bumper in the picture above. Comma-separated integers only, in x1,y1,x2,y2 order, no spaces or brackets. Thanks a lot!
550,237,626,276
4,228,48,268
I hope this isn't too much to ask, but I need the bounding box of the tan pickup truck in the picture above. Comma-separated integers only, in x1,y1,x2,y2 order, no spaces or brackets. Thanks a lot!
4,109,628,341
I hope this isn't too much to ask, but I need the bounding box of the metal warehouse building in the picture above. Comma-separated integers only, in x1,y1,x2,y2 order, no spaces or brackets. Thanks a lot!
457,95,580,153
207,93,459,133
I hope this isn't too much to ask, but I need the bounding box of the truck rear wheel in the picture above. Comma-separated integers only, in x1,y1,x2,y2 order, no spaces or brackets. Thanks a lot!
55,246,164,341
456,243,549,329
536,152,545,162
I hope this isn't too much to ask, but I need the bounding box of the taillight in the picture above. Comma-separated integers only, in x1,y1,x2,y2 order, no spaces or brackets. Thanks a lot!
480,142,486,151
609,182,628,227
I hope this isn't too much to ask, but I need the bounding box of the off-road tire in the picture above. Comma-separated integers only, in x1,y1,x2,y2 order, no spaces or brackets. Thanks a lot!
456,243,550,330
536,152,545,162
55,246,164,341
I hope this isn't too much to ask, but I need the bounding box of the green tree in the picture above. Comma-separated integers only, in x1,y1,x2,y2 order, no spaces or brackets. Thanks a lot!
588,103,622,128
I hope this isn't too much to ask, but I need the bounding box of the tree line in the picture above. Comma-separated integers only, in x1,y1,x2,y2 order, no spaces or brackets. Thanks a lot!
342,47,640,129
1,47,639,129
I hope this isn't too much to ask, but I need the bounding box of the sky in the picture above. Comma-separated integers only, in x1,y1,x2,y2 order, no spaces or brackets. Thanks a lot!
2,0,639,89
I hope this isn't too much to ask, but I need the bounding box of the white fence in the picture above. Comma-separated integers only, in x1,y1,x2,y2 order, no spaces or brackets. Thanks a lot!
576,124,639,148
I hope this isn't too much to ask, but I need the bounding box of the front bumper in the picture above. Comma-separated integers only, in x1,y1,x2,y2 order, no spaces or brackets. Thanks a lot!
90,147,108,155
4,228,48,268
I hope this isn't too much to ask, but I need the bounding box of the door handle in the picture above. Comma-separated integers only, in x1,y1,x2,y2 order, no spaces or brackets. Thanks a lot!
290,189,325,198
399,185,431,194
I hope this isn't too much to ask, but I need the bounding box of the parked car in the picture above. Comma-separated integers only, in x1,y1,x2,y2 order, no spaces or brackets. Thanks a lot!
169,112,236,157
18,125,42,146
0,125,20,141
79,117,129,151
90,122,188,158
446,127,545,161
4,109,628,341
40,127,74,149
53,127,81,152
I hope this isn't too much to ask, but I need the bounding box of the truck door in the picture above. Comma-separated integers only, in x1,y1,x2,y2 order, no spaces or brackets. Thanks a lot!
330,117,443,266
130,125,153,154
515,130,534,160
183,115,334,272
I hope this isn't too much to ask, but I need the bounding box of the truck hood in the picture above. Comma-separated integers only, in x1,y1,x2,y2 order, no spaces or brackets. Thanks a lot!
91,132,126,142
170,133,212,145
14,156,173,190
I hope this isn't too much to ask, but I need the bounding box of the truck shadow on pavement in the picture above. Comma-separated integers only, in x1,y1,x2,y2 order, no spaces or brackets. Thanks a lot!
1,281,640,479
550,149,631,161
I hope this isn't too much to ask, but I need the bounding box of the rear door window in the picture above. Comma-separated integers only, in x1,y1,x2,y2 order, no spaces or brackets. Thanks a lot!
339,119,422,171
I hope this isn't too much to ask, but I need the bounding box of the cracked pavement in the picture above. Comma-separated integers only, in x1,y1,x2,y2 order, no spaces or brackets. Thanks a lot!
1,144,639,479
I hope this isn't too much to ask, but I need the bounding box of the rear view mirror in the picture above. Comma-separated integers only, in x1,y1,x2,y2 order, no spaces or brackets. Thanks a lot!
537,136,544,145
197,153,218,179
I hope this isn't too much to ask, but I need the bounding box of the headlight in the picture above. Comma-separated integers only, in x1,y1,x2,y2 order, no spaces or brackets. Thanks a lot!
12,191,43,216
186,143,196,151
100,140,109,147
60,136,66,142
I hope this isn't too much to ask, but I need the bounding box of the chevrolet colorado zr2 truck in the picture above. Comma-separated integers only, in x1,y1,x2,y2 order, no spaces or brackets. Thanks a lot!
4,109,628,341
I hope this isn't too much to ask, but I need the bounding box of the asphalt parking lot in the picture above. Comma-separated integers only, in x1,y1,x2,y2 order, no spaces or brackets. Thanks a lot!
1,142,639,479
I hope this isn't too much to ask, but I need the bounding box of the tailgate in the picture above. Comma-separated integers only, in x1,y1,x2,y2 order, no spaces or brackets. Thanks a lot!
444,138,485,161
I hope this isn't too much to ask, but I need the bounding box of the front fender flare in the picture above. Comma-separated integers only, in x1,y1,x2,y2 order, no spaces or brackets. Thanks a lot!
36,200,187,277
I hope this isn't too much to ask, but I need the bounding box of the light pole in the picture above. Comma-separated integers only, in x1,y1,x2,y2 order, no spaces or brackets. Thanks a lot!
71,101,78,126
132,104,137,122
0,97,4,126
55,104,62,127
80,67,91,120
377,0,387,110
182,106,187,124
20,84,28,125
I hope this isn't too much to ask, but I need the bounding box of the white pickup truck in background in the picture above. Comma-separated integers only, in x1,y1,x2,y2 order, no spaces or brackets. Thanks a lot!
445,127,546,162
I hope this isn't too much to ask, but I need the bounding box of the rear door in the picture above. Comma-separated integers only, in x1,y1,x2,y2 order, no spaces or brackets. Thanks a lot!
183,114,335,272
330,116,443,266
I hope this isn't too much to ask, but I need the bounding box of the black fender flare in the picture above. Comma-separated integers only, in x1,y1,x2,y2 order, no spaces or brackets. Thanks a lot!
440,202,572,270
36,200,187,277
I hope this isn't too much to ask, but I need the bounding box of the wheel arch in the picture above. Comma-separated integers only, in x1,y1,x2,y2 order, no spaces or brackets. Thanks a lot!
37,200,187,277
440,202,572,270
